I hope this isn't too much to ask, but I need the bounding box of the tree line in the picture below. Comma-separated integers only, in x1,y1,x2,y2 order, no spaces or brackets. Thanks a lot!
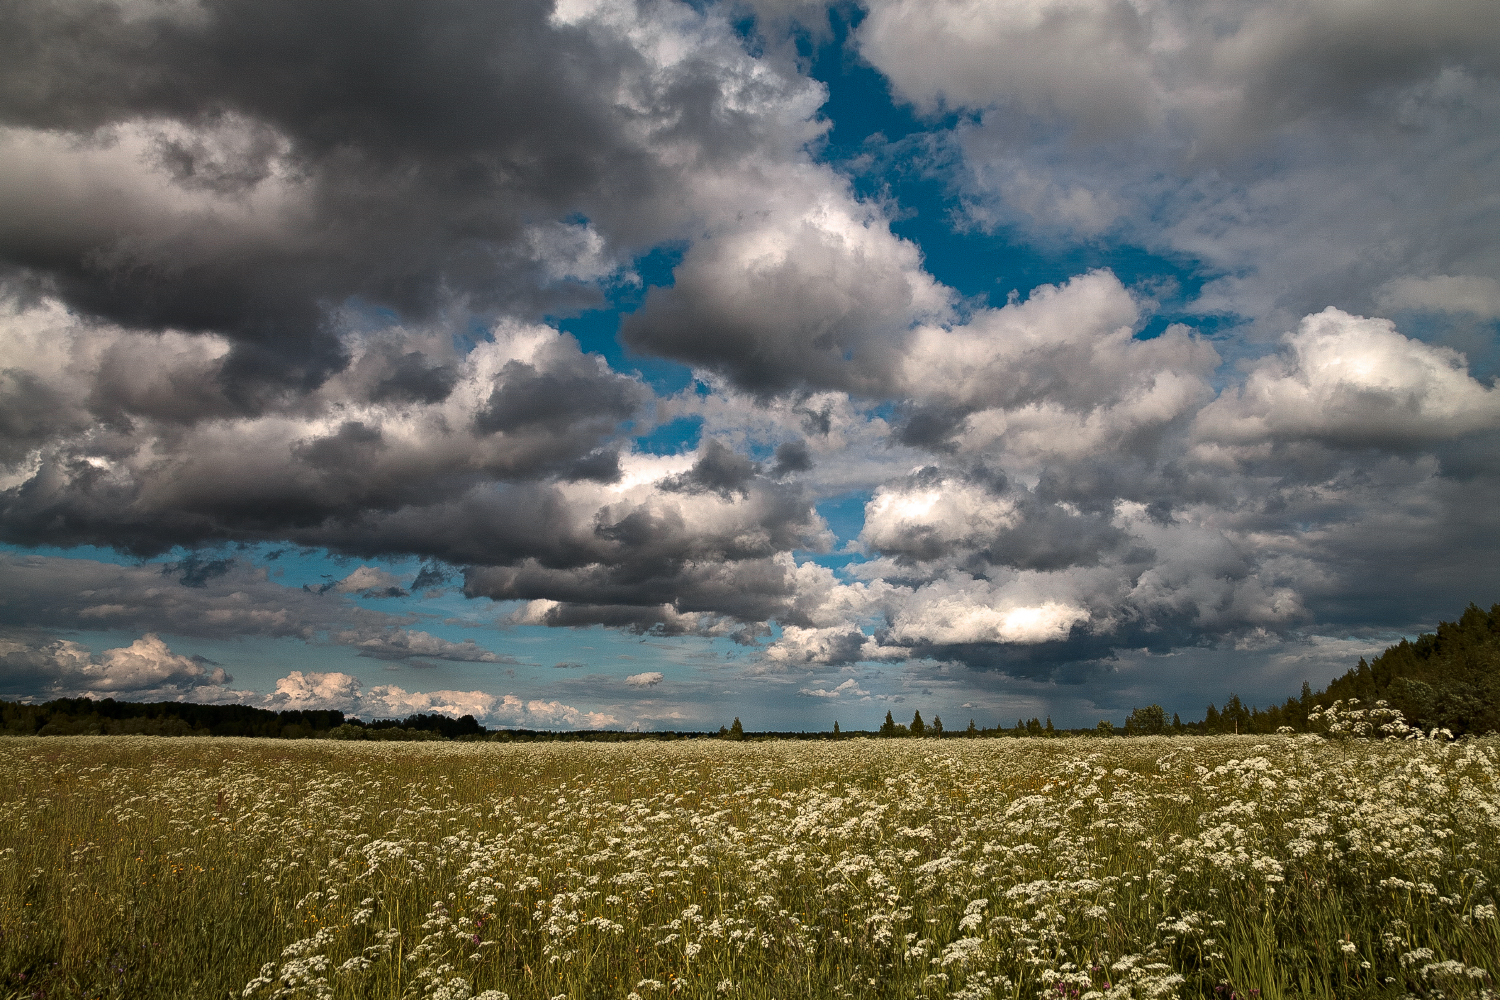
4,602,1495,740
830,602,1500,739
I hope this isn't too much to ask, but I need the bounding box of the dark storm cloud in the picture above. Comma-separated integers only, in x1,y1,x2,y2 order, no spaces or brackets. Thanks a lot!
368,351,460,406
164,553,233,588
0,368,76,463
0,0,706,400
410,564,449,592
660,439,761,498
474,358,644,437
0,552,401,640
770,439,812,478
0,328,654,556
0,552,520,667
336,627,512,663
618,224,943,396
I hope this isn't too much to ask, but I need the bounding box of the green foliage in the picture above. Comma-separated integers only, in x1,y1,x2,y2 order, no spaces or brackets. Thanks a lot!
1,697,342,738
1182,602,1500,737
1320,603,1500,735
910,710,925,737
1124,704,1167,736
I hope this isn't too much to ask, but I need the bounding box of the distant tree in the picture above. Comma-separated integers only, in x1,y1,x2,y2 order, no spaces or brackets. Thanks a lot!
1124,704,1167,736
1015,718,1027,736
1222,694,1249,734
931,715,943,736
881,710,897,737
1026,717,1043,736
1204,703,1222,732
910,710,925,737
966,718,979,736
1045,717,1055,735
1096,720,1115,736
727,717,744,740
832,721,840,737
1172,712,1183,732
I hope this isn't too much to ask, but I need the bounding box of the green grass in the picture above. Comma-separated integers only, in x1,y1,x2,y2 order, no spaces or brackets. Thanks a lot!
1,735,1497,999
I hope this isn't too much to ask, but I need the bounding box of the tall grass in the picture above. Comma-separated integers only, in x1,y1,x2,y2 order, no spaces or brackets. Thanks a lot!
1,735,1496,999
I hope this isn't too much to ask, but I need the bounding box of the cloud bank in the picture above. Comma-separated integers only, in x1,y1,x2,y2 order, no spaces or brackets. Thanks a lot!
1,0,1496,724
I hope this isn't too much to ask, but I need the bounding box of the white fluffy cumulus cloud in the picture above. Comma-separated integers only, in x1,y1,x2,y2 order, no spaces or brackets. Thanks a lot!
860,478,1019,562
0,633,231,699
1193,307,1500,452
265,671,616,729
625,671,664,687
884,582,1090,648
899,271,1220,461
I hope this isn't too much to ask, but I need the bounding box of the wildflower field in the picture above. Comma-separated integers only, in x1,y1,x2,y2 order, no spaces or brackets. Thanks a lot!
1,735,1497,1000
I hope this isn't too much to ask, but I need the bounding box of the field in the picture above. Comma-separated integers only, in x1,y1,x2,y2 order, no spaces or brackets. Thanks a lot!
1,735,1497,1000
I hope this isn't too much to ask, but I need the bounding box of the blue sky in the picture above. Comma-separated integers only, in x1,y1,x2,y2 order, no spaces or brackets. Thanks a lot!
1,0,1497,729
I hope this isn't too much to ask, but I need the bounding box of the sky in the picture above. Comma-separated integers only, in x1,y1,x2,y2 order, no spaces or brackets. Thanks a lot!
1,0,1498,732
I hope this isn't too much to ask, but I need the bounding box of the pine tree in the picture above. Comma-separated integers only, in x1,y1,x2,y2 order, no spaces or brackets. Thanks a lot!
729,717,744,740
881,711,896,737
910,710,925,737
1026,717,1043,736
832,721,840,737
931,715,943,736
966,718,978,736
1045,716,1055,735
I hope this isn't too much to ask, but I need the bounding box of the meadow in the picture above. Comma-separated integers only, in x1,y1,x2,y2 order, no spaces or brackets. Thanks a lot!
1,732,1496,1000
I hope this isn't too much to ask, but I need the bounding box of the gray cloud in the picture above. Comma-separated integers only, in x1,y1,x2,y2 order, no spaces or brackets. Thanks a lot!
0,552,515,660
0,320,653,555
0,631,232,700
0,0,1497,710
855,0,1500,340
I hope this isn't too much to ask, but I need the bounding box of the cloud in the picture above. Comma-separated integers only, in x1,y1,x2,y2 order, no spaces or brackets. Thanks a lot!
765,626,875,666
320,566,409,598
0,552,525,668
262,670,615,728
1376,275,1500,319
0,314,653,555
624,671,664,687
1,0,1498,716
897,272,1219,461
620,168,953,395
0,553,405,640
0,0,747,391
883,585,1090,648
854,0,1500,334
798,678,868,699
0,632,230,699
333,628,510,664
1194,307,1500,451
